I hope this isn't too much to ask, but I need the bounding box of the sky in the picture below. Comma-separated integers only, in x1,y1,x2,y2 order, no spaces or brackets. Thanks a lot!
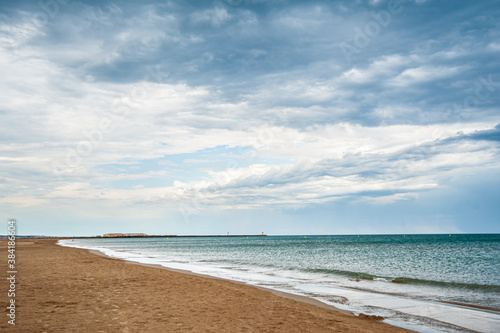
1,0,499,236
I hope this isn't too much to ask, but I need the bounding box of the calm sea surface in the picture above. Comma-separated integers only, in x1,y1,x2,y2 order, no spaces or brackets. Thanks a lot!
60,234,500,333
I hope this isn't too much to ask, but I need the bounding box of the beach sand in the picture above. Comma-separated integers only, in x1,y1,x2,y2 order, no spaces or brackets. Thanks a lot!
0,239,412,332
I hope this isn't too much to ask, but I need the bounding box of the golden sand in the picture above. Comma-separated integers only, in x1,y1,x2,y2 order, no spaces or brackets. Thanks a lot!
0,239,412,332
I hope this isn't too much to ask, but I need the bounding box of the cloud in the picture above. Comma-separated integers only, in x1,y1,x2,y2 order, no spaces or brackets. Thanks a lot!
190,5,232,27
0,0,499,233
463,124,500,142
341,54,411,84
388,66,461,87
137,122,499,210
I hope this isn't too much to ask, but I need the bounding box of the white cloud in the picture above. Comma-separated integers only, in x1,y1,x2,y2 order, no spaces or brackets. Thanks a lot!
388,66,461,87
487,42,500,52
341,54,411,84
190,6,232,27
1,0,500,235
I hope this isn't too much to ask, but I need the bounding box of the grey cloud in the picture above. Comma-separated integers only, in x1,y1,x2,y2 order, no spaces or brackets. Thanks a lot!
457,124,500,142
1,0,500,212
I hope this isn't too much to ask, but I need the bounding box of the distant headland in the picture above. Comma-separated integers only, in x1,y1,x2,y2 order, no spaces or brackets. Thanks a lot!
1,232,268,239
99,232,268,238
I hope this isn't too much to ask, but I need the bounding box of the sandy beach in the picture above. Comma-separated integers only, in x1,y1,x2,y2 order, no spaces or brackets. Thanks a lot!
0,239,412,332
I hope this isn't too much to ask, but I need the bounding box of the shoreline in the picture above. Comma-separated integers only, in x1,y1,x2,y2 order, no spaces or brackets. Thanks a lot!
1,238,412,332
86,248,355,316
80,243,496,333
64,241,477,333
62,238,500,332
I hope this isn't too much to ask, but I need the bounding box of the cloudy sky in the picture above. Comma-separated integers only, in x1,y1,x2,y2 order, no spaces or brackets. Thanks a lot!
1,0,499,236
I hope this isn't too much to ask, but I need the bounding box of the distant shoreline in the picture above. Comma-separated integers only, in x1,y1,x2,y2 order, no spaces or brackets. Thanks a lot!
3,233,500,239
0,234,268,239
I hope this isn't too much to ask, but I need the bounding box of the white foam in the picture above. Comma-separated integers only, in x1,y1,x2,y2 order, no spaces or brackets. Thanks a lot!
58,240,500,333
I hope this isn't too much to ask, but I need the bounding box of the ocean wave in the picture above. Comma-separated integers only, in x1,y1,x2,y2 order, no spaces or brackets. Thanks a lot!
303,268,500,292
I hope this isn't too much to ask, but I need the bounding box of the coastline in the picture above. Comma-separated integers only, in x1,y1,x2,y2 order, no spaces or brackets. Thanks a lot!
86,248,355,316
0,239,411,332
60,235,500,333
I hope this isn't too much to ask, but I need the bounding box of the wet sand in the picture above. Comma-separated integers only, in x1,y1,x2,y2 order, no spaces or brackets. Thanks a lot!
0,239,412,332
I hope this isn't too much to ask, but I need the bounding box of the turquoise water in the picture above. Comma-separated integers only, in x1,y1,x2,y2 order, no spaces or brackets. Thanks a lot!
61,234,500,332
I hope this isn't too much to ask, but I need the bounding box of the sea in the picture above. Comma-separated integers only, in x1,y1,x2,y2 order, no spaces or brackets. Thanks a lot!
59,234,500,333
